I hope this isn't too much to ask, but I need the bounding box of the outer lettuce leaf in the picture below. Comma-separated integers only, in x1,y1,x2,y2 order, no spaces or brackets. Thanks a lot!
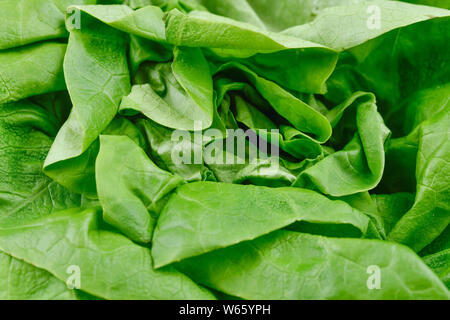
42,116,146,199
0,101,91,300
0,101,81,228
0,43,66,104
178,230,449,299
207,47,338,94
96,135,183,243
165,9,338,93
152,181,370,267
43,12,130,196
0,207,215,300
195,0,373,32
0,251,82,300
246,0,373,31
325,16,449,136
75,4,172,74
0,0,96,50
283,1,449,51
68,4,166,41
388,111,450,252
165,9,327,50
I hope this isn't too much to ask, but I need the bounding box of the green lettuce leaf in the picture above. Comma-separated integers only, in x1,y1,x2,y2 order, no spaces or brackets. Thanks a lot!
294,92,390,196
43,11,130,196
0,0,96,50
96,135,183,243
0,207,215,300
120,46,214,130
152,181,370,267
283,1,449,50
178,230,449,299
0,251,83,300
0,101,81,228
0,43,66,104
388,111,450,251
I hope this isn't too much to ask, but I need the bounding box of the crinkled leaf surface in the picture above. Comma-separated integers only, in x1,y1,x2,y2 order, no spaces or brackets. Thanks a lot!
0,43,66,104
178,230,449,299
43,14,130,195
294,93,390,196
0,101,81,228
96,135,183,243
152,181,370,267
0,208,215,300
388,111,450,252
120,47,214,130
